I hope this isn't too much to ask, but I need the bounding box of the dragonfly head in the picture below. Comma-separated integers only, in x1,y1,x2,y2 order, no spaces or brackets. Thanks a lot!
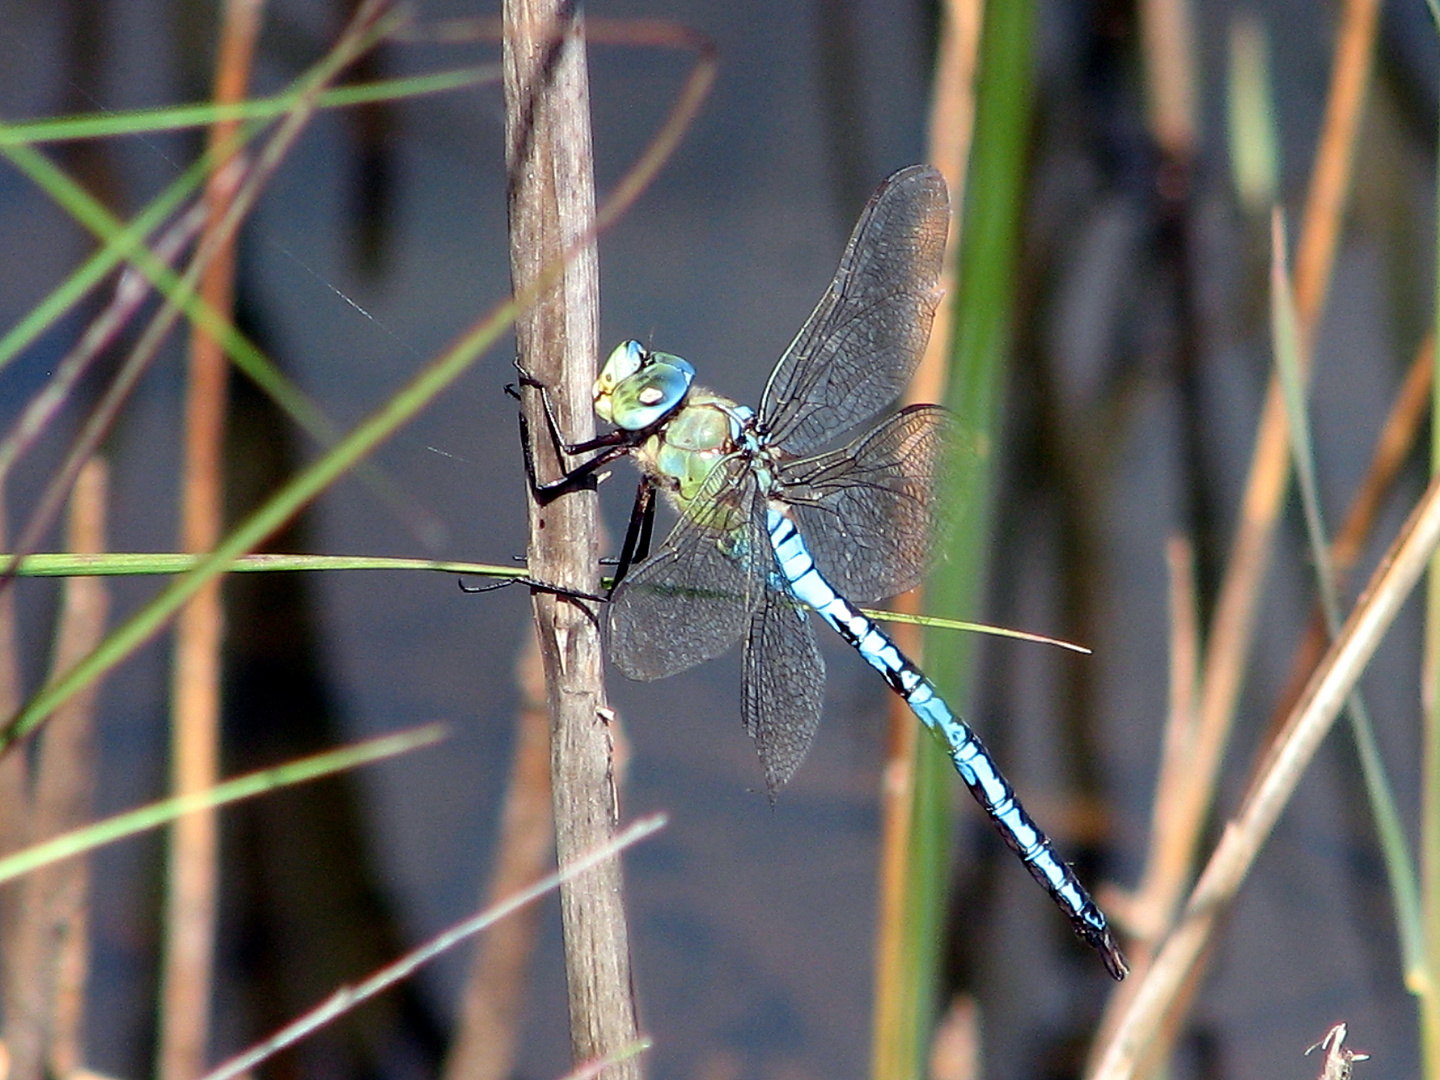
594,340,696,431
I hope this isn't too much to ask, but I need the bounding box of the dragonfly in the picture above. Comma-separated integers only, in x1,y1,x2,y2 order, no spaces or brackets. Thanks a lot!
518,165,1127,979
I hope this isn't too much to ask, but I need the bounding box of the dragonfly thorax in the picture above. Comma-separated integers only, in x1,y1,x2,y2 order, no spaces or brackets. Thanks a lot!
594,340,696,431
639,389,753,510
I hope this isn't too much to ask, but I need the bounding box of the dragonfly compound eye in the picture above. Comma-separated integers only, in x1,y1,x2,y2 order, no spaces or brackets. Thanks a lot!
604,352,695,431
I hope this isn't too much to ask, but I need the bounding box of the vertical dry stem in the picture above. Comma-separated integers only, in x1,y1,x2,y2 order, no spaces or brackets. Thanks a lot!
159,4,264,1077
503,3,641,1078
3,460,108,1080
443,633,554,1080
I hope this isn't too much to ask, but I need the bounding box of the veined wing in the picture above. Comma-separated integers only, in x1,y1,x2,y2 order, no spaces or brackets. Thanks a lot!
778,405,955,604
742,582,826,795
758,165,948,456
607,457,767,681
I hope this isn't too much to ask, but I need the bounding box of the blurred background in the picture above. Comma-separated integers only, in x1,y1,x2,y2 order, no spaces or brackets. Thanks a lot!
0,0,1433,1078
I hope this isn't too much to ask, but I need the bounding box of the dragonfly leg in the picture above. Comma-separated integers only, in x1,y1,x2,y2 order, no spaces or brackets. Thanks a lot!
458,574,607,605
608,479,656,593
509,380,634,500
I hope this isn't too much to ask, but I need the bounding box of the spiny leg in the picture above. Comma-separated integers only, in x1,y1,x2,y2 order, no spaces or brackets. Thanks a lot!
508,375,636,500
608,479,656,593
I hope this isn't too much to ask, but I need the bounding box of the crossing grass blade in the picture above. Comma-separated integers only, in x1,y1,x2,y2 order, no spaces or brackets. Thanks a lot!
0,724,447,885
1271,213,1422,984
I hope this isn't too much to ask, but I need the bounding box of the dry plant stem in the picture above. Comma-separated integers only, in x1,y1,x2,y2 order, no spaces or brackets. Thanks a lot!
1140,0,1378,971
1139,0,1197,157
159,5,263,1078
1268,336,1433,728
1088,540,1202,1075
503,3,640,1078
198,817,663,1080
3,461,108,1080
443,632,554,1080
1091,473,1440,1080
872,0,980,1070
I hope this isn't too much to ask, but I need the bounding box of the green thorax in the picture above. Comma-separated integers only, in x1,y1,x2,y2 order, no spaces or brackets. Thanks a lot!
592,341,758,537
643,391,757,539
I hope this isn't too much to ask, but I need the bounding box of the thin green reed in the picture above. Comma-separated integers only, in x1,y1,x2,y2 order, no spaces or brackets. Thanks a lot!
880,0,1038,1075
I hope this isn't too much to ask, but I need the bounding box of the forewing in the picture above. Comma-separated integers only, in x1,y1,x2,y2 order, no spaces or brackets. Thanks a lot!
758,166,949,456
782,404,956,603
606,459,765,681
742,585,826,796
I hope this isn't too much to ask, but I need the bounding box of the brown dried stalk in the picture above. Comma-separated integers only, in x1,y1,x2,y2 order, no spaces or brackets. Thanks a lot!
502,2,642,1078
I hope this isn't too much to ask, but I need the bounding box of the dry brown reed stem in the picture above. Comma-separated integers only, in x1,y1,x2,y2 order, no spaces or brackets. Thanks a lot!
1088,1,1379,1072
1091,473,1440,1080
1124,0,1378,982
159,5,263,1078
503,2,641,1077
443,633,554,1080
1139,0,1197,157
3,460,108,1080
1089,539,1201,1073
1267,336,1434,728
871,0,981,1073
1107,537,1200,947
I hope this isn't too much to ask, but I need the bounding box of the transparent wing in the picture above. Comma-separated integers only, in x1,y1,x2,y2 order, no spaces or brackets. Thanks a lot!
606,458,766,681
779,405,956,604
741,576,826,795
758,165,949,456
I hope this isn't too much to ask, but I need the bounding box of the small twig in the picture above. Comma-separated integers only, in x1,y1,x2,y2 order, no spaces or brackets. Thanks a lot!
196,815,665,1080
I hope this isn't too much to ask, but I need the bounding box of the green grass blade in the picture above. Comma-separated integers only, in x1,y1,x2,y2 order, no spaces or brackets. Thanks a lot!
875,0,1038,1075
0,552,530,579
0,67,497,145
1226,16,1280,215
1271,212,1423,982
0,724,446,884
0,289,519,752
